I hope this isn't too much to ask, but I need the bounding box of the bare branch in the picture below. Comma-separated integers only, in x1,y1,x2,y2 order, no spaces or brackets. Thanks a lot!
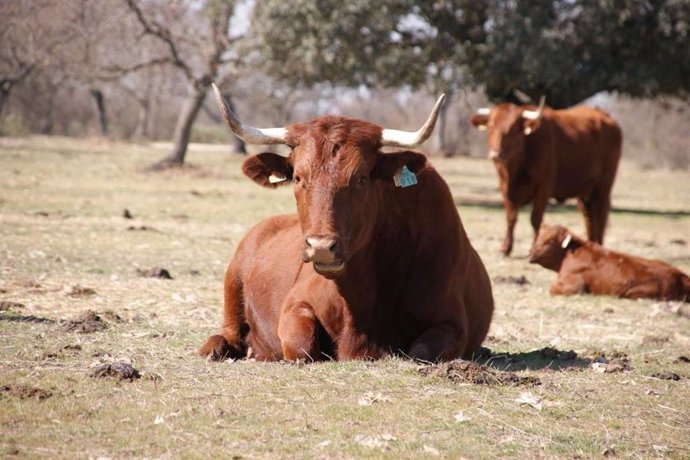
98,57,172,81
124,0,196,82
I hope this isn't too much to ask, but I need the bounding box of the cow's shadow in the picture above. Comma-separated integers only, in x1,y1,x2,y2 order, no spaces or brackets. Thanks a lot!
0,311,56,324
455,197,690,218
473,346,592,371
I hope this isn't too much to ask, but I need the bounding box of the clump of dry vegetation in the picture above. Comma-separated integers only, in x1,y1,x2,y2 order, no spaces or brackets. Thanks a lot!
1,137,689,458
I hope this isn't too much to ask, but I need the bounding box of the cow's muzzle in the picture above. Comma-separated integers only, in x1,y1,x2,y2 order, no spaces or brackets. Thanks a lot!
303,235,345,277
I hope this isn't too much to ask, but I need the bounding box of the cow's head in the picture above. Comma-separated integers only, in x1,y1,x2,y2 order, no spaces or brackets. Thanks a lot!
528,224,579,271
212,84,444,279
470,97,546,162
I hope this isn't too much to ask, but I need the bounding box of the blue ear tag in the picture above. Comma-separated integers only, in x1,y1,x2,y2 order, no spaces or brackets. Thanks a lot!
393,165,418,188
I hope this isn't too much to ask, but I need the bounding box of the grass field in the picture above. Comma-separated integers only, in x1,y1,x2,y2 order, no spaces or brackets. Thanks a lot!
1,136,689,459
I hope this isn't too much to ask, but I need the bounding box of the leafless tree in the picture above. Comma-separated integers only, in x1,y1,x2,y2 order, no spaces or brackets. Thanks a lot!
124,0,247,168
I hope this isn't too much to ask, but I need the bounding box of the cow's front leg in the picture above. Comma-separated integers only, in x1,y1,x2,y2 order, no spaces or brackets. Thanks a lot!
408,322,464,362
550,273,587,296
278,301,320,361
501,201,519,256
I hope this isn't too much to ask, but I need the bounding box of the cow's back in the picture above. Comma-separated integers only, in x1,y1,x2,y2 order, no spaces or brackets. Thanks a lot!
547,106,622,200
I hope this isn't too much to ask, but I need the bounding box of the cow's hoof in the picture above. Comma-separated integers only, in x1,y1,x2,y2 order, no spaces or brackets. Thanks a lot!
500,245,513,256
198,335,245,361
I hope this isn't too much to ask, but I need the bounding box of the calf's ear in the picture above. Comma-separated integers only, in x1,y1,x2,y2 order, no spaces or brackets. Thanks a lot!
374,151,427,181
470,114,489,131
242,153,293,188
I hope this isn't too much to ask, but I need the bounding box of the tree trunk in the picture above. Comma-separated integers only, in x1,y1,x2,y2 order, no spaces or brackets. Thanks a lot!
152,86,207,168
430,91,453,156
90,89,108,136
0,81,12,121
133,98,150,139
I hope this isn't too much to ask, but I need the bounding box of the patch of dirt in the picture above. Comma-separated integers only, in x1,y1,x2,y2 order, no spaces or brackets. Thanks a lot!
123,208,134,219
420,360,541,386
669,238,687,246
61,311,109,333
642,334,670,345
650,372,681,381
42,343,83,359
90,362,141,381
493,275,530,285
137,267,173,279
0,301,25,311
62,284,97,298
590,351,631,373
126,225,159,232
539,346,578,361
675,356,690,363
1,385,53,400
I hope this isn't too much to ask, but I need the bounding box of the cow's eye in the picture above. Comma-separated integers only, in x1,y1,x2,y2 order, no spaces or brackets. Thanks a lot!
358,176,368,185
294,175,301,184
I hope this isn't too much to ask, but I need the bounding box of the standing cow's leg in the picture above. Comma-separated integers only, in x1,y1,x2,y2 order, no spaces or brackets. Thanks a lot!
501,201,519,256
278,301,320,361
576,196,596,242
588,190,611,244
198,263,247,360
530,189,550,245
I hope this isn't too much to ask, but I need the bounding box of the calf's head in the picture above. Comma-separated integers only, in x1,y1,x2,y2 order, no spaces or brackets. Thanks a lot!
470,97,545,162
528,224,578,271
212,84,444,278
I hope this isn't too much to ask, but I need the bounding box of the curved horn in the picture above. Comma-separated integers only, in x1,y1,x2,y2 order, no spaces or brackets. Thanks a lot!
212,83,287,145
477,107,491,116
381,94,446,148
521,95,546,121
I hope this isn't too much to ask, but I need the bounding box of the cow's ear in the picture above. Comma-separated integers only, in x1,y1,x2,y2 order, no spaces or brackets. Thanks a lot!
374,150,427,181
523,118,542,136
471,115,489,131
242,153,293,188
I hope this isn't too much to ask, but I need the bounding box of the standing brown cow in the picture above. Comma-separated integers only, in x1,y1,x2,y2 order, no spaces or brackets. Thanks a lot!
198,85,494,362
471,99,622,255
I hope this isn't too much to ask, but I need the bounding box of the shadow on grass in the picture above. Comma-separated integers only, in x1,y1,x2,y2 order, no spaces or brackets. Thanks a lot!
475,346,591,372
455,197,690,218
0,312,56,324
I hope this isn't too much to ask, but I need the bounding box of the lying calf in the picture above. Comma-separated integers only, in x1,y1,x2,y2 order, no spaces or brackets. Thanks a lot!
529,224,690,301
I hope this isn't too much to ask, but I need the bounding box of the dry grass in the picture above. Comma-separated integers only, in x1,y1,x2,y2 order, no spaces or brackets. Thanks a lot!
1,136,689,459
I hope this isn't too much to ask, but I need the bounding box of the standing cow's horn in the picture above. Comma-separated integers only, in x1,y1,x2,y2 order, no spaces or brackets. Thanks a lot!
380,94,446,148
476,107,492,116
211,83,287,144
521,95,546,121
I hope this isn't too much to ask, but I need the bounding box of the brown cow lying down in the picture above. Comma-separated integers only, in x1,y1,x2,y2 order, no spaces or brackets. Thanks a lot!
529,224,690,301
198,85,494,362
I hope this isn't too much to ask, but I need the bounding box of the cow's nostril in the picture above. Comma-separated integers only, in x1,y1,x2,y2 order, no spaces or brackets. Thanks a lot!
328,240,337,252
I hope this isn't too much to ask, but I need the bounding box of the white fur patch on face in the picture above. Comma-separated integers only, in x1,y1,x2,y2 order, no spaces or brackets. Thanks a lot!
561,234,572,249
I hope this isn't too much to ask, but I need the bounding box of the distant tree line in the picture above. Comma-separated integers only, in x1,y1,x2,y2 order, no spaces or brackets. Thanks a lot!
1,0,688,165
